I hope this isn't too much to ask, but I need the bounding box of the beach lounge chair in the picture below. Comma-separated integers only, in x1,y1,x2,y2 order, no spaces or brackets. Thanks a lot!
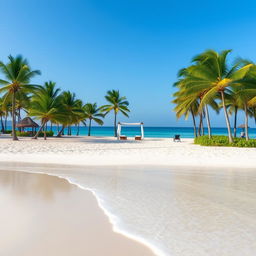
120,135,127,140
135,135,142,140
173,134,181,142
240,132,245,138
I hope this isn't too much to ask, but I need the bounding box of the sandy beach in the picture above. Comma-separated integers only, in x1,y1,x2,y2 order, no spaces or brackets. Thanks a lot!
1,135,256,256
0,135,256,168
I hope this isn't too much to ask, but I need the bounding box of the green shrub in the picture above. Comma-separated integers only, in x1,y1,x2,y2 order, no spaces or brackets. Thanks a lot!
194,135,256,147
3,130,12,134
15,131,54,137
38,131,54,137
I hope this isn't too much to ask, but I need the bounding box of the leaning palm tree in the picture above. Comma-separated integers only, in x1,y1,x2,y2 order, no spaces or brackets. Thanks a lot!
101,90,130,137
172,87,199,138
173,68,219,138
181,50,253,143
0,55,41,140
83,103,104,136
29,82,63,139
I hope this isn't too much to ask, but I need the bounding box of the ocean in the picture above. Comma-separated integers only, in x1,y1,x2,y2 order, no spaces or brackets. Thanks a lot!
5,125,255,138
41,126,256,138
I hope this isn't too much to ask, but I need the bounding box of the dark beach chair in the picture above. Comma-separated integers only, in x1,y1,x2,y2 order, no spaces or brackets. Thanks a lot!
173,134,181,142
120,135,127,140
135,136,142,140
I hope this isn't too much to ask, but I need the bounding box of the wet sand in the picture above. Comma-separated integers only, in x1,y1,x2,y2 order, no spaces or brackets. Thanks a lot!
0,170,154,256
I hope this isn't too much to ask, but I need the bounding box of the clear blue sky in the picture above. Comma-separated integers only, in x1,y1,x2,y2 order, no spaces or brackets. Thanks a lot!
1,0,256,127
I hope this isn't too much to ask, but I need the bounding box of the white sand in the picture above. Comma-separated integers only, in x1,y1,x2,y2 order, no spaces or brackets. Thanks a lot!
0,135,256,168
0,170,154,256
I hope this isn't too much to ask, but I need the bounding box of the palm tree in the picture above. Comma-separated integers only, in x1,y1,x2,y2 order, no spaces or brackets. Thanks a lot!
101,90,130,137
0,55,41,140
56,91,84,137
29,82,63,139
180,50,253,143
173,88,199,138
83,103,104,136
173,68,219,138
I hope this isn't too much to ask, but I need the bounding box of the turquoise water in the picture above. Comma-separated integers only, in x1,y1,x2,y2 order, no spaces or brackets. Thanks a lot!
40,126,256,138
7,125,255,138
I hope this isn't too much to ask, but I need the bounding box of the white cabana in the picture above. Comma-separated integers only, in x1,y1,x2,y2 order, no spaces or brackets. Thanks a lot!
117,122,144,140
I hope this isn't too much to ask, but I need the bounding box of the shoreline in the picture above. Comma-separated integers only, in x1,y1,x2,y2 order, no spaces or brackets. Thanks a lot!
0,164,165,256
0,169,155,256
1,163,256,256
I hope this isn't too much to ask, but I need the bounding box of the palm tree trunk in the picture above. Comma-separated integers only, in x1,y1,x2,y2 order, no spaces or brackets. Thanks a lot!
114,112,117,137
201,116,205,136
88,119,92,136
76,123,80,136
191,110,197,138
5,114,7,131
220,91,233,143
11,92,18,140
0,116,4,133
18,108,21,132
205,105,211,138
244,104,249,141
33,121,46,139
198,113,202,136
57,125,65,137
234,106,238,138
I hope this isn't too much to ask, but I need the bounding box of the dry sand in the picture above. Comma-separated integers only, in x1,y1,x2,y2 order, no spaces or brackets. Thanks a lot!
0,170,154,256
0,135,256,168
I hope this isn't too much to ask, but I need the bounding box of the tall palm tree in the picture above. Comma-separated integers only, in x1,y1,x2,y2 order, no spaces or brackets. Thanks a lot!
181,50,253,143
83,103,104,136
29,82,63,139
101,90,130,137
0,55,41,140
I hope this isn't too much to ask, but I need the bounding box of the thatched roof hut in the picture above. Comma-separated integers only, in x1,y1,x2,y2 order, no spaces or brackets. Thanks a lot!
17,117,39,128
238,124,249,129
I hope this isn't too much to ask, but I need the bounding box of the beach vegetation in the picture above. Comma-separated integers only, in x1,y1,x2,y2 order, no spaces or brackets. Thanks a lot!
194,135,256,147
173,49,256,144
0,55,131,139
15,130,54,137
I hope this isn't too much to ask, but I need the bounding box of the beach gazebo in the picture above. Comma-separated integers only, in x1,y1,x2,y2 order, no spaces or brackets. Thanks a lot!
117,122,144,140
17,117,39,134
